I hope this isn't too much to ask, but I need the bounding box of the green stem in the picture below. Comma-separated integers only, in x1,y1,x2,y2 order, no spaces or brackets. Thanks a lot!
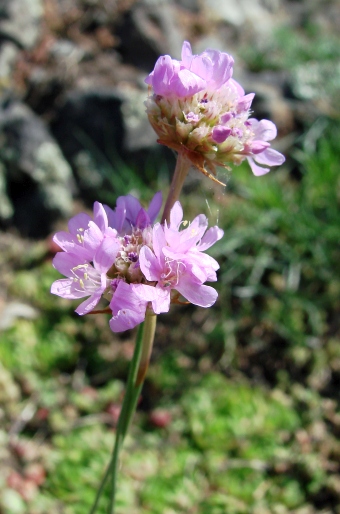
89,322,144,514
107,313,157,514
161,151,192,224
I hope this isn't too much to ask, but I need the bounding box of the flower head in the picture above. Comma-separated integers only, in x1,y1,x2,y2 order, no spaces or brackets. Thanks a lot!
51,194,223,332
145,41,285,182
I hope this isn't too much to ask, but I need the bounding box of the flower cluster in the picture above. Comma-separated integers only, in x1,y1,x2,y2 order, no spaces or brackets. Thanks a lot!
145,41,285,179
51,193,223,332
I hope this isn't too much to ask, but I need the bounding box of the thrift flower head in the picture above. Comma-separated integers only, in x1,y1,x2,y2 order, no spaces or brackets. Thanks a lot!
51,194,223,332
145,41,285,180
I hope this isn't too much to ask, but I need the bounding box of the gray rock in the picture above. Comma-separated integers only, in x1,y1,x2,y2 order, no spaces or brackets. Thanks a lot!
0,161,13,219
291,61,340,117
0,0,43,49
0,41,19,98
0,101,74,237
116,0,184,70
118,84,157,152
201,0,281,27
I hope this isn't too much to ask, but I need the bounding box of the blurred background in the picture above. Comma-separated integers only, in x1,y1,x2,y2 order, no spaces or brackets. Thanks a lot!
0,0,340,512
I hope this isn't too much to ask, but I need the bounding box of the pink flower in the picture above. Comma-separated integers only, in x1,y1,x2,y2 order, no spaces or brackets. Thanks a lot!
139,201,223,310
145,41,234,97
51,196,223,333
145,41,285,182
244,119,285,176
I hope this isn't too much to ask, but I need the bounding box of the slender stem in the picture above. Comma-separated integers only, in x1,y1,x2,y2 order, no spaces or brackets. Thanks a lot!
107,313,157,513
136,311,157,387
89,323,144,514
161,151,191,224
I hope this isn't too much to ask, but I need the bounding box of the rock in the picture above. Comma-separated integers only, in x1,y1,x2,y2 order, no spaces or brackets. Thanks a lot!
50,88,125,200
118,83,157,152
116,0,184,70
0,162,14,220
290,61,340,118
0,41,19,99
0,0,44,50
0,101,74,237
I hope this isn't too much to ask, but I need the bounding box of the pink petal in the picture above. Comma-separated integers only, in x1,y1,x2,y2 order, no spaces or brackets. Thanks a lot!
147,191,162,223
254,147,285,166
173,68,206,97
109,308,145,332
248,119,277,141
197,226,224,251
249,141,270,154
75,292,102,315
109,282,147,332
247,157,270,176
152,223,166,261
51,278,87,299
139,246,162,281
177,278,218,307
83,221,104,252
52,252,83,276
237,93,255,112
68,213,91,236
93,233,119,273
169,201,183,230
133,284,170,314
93,202,108,233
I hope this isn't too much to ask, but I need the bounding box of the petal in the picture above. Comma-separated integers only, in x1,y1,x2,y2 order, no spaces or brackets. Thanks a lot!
139,246,162,281
104,203,126,233
109,308,145,332
83,221,104,252
93,202,108,233
229,78,245,97
68,213,91,235
135,208,150,229
75,292,102,315
147,191,162,223
149,55,180,96
254,147,285,166
176,277,218,307
247,157,270,176
169,201,183,230
248,118,277,141
51,278,87,299
237,93,255,112
181,40,193,67
152,223,166,261
197,226,224,251
109,282,147,332
249,141,270,154
173,68,206,97
189,53,213,82
93,233,120,273
52,252,83,276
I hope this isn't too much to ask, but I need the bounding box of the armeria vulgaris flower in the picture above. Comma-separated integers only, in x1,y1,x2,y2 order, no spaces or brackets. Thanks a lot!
51,193,223,332
145,41,285,182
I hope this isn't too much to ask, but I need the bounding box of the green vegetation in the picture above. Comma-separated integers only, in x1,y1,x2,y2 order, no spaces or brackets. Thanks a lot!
1,118,339,513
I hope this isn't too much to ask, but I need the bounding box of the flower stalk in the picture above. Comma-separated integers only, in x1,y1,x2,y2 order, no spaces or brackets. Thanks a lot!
88,312,158,514
161,151,191,224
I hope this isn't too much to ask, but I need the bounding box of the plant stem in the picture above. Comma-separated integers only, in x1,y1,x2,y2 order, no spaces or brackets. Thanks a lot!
107,313,157,514
136,311,157,387
89,322,144,514
161,151,191,224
